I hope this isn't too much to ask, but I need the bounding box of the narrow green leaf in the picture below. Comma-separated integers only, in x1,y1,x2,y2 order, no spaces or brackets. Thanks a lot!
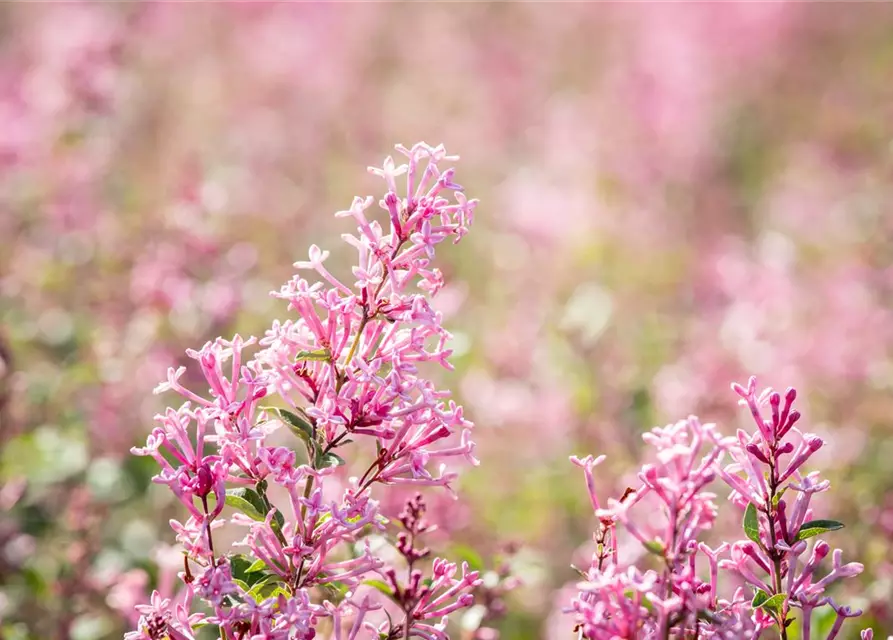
760,593,787,618
262,407,315,447
225,494,265,521
223,592,245,607
272,508,286,532
229,553,253,576
245,559,267,573
643,540,665,556
244,573,288,602
795,519,845,542
230,553,268,587
227,487,267,515
247,583,288,602
623,589,654,613
314,512,333,530
451,544,485,573
316,451,346,469
743,503,762,545
280,409,315,442
363,579,395,598
751,589,769,609
295,348,331,361
318,579,350,602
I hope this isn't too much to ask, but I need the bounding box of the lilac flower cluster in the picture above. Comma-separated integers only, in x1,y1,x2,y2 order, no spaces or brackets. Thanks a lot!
568,377,868,639
128,143,481,639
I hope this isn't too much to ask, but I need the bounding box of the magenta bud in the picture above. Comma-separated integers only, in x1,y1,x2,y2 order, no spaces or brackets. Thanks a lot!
777,442,795,455
778,410,801,438
746,443,770,464
807,435,824,451
770,392,781,407
814,540,831,559
785,387,797,403
195,463,213,498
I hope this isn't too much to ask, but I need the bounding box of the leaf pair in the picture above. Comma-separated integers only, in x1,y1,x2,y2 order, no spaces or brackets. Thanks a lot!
742,502,844,545
263,406,346,470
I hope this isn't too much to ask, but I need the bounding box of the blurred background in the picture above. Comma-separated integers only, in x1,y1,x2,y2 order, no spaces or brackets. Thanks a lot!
1,3,892,639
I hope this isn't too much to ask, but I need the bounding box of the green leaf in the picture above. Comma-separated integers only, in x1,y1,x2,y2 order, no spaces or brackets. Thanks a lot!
318,579,350,603
643,540,665,556
751,588,769,609
295,348,331,361
228,487,267,513
247,583,289,602
245,559,267,573
246,573,288,602
261,407,316,457
771,487,788,508
253,481,287,542
229,554,254,582
229,554,269,588
621,589,654,612
276,408,315,443
795,519,844,542
314,512,333,530
225,490,266,522
316,451,346,469
760,593,787,614
451,544,485,573
752,590,785,618
743,503,762,546
363,579,395,598
272,509,286,532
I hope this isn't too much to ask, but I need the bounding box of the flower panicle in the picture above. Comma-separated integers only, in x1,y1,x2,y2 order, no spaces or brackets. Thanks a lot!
567,377,868,640
128,144,482,639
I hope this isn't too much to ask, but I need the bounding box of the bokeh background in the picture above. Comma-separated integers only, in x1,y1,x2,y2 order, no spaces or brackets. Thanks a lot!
2,3,892,639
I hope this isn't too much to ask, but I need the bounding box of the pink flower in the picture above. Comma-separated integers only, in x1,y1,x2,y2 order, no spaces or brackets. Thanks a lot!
129,144,481,638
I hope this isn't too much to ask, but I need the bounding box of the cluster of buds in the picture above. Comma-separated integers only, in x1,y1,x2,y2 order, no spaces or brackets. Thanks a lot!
568,377,868,639
717,377,864,638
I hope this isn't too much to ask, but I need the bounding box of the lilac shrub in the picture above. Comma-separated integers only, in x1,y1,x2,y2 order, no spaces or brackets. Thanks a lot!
568,377,867,639
128,143,484,639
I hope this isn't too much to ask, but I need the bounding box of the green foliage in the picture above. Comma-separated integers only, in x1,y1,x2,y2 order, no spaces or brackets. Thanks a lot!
743,503,762,546
795,520,845,542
